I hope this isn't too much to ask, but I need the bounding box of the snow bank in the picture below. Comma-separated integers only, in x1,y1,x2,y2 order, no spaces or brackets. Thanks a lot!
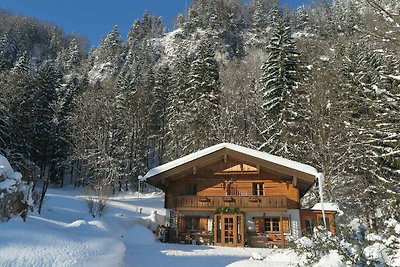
0,155,13,173
314,251,345,267
0,155,23,192
124,224,156,245
0,218,125,267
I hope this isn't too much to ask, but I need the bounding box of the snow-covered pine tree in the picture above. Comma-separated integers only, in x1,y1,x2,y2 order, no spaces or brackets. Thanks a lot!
250,0,268,30
185,38,221,153
0,75,9,149
151,65,173,165
4,53,35,168
62,36,82,72
165,54,191,161
0,33,18,70
89,25,123,81
293,5,310,32
175,13,186,29
340,43,400,229
31,63,62,213
258,6,303,157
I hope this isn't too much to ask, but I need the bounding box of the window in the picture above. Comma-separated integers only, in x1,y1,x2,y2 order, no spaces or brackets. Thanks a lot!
264,217,280,232
184,217,200,231
252,182,264,196
318,217,330,229
305,218,314,234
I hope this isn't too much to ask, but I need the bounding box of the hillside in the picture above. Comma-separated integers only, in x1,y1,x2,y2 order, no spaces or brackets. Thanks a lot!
0,0,399,265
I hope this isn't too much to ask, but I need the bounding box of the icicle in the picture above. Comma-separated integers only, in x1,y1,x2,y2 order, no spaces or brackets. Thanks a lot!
317,173,327,230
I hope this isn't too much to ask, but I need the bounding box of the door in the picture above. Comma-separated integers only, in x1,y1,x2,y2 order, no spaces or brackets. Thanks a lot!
214,213,244,247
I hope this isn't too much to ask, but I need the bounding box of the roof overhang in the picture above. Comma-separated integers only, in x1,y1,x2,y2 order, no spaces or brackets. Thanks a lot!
144,143,320,194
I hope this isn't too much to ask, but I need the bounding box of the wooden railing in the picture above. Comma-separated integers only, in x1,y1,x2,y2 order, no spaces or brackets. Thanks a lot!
175,195,287,210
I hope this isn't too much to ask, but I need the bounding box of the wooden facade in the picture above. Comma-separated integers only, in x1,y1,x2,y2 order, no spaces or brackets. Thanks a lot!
145,143,336,248
300,210,336,235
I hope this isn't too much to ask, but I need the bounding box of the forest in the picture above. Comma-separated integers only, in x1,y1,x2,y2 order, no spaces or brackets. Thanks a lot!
0,0,398,233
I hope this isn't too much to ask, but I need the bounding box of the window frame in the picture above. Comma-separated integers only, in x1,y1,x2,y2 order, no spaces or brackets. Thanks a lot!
252,182,264,196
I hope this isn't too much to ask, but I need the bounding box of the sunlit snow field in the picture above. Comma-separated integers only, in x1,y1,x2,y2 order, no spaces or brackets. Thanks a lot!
0,187,342,267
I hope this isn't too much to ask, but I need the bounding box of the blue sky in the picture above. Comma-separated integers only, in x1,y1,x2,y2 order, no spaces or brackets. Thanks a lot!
0,0,309,47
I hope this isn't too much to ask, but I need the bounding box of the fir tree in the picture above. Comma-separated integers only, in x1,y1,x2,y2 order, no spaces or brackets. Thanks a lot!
185,38,221,153
258,7,302,156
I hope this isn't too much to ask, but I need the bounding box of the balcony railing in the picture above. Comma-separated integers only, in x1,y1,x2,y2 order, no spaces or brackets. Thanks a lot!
175,195,287,210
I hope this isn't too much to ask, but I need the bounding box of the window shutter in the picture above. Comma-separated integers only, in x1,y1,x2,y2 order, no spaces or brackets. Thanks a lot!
178,216,185,232
254,217,265,233
283,217,290,233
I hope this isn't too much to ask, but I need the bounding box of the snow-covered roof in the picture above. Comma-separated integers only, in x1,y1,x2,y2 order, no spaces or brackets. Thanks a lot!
144,143,319,180
311,203,340,212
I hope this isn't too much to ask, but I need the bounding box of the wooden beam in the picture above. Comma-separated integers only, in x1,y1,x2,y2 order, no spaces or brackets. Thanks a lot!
193,166,197,175
293,176,298,187
224,154,228,163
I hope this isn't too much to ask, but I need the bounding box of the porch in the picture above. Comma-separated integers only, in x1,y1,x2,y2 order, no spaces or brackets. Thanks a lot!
171,211,290,248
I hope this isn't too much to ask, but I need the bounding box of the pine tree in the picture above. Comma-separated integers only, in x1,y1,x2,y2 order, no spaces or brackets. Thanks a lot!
341,43,400,227
0,33,18,70
94,26,123,70
185,38,221,153
165,54,191,160
258,7,302,156
151,65,173,164
251,0,268,30
0,76,9,149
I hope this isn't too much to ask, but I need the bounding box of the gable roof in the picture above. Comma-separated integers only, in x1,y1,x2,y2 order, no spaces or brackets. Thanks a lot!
144,143,319,181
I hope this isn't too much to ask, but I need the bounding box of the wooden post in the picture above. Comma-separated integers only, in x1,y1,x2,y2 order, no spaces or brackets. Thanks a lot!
176,212,180,242
280,215,285,248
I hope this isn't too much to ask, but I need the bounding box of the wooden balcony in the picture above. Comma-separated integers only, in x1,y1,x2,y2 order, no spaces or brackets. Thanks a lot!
175,195,287,211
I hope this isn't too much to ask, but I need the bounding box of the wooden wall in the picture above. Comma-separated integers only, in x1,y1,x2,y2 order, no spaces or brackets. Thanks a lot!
164,157,301,210
300,210,336,234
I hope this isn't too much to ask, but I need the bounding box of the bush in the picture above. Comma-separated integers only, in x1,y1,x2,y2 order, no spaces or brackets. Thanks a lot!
295,219,400,266
83,186,108,218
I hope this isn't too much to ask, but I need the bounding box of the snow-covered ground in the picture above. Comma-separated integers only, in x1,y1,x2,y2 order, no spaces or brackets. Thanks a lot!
0,187,343,267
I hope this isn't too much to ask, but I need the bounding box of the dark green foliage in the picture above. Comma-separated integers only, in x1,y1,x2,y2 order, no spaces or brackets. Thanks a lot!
214,206,242,214
258,7,303,156
185,38,221,153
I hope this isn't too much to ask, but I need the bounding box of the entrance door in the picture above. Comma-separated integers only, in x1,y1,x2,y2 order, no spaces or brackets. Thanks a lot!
214,214,244,247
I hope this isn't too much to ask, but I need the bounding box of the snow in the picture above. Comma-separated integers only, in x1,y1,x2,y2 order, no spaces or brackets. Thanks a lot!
0,155,24,192
313,251,345,267
0,187,298,266
0,155,13,173
0,187,351,267
311,203,340,212
387,74,400,81
297,236,316,248
144,143,319,180
364,243,390,265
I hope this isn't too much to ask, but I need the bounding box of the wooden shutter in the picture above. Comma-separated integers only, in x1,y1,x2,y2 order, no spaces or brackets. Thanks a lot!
254,217,265,233
200,218,208,231
282,217,290,233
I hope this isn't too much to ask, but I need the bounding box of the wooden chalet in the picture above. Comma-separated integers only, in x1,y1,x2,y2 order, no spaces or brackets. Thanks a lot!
144,143,336,248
